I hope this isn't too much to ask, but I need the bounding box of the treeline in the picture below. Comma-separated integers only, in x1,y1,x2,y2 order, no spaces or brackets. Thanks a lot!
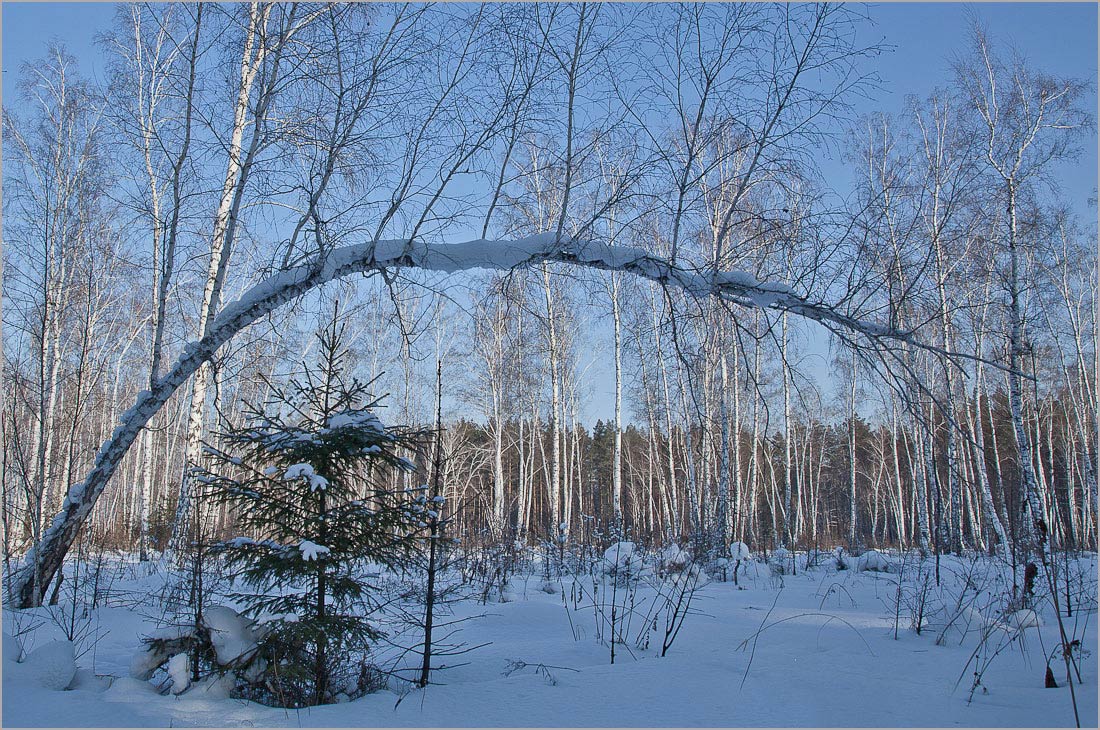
3,366,1094,557
430,387,1092,551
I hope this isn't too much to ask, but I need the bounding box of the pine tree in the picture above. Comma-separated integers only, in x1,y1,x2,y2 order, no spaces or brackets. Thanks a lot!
198,316,427,707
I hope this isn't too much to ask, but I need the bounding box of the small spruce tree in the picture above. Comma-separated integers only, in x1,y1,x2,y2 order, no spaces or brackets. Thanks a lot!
200,316,427,707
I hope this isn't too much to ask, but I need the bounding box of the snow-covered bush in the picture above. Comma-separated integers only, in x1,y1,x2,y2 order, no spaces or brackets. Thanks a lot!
705,543,771,585
132,605,266,694
713,542,749,585
833,547,849,571
856,549,892,573
705,556,731,581
467,538,523,604
131,625,195,682
735,557,772,583
729,542,752,561
768,547,793,575
601,541,645,582
658,543,691,576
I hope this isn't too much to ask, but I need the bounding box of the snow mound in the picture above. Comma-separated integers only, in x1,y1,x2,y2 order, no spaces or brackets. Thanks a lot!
602,541,645,579
203,605,259,666
1000,609,1043,630
19,640,77,691
167,653,191,694
105,676,161,701
729,541,752,561
659,544,690,573
68,666,113,692
737,559,771,582
130,649,161,681
856,550,892,573
190,673,236,699
603,540,636,563
673,562,705,587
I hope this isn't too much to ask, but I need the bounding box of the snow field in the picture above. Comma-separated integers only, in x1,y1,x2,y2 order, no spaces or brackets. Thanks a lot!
3,551,1096,728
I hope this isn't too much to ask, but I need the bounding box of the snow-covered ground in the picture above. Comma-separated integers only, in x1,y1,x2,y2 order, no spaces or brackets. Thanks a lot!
4,550,1096,728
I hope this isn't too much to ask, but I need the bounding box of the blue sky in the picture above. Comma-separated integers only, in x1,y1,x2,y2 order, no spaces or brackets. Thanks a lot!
5,1,1095,202
844,2,1098,215
3,2,1097,425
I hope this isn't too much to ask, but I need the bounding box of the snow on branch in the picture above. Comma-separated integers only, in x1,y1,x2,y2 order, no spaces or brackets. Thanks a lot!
8,233,904,607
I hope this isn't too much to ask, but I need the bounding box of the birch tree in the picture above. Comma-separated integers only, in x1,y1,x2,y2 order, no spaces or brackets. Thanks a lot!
955,26,1091,555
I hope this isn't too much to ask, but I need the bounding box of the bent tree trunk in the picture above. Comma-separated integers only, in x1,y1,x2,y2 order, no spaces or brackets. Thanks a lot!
7,233,908,608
